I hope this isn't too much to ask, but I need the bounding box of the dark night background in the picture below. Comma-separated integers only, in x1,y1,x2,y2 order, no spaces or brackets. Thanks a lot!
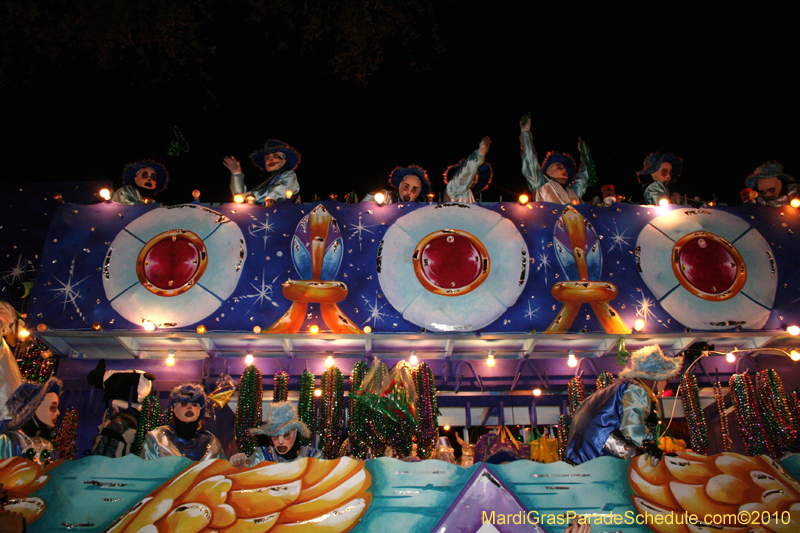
1,1,797,206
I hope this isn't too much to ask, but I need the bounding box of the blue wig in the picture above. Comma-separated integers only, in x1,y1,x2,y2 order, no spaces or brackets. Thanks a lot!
443,161,493,193
746,161,795,190
389,166,431,197
170,383,207,419
249,139,301,171
636,153,682,184
122,160,169,194
541,152,577,184
6,377,63,430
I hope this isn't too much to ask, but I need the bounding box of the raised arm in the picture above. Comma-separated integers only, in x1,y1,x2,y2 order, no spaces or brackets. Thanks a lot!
520,116,545,192
445,137,490,202
225,156,247,196
570,137,590,199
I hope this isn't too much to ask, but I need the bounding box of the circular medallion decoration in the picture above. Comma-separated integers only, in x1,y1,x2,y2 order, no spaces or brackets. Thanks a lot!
378,204,528,332
412,229,490,296
636,208,776,330
103,204,246,328
136,230,208,297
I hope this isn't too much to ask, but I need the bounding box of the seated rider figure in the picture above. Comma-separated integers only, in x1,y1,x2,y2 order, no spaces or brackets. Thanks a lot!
139,383,225,461
230,402,320,467
363,166,432,205
111,160,169,205
443,137,493,203
565,345,683,465
746,161,799,207
0,377,62,466
520,115,590,204
637,152,682,206
224,139,301,206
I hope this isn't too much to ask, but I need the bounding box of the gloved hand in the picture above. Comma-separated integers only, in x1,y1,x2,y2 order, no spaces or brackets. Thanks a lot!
641,440,663,466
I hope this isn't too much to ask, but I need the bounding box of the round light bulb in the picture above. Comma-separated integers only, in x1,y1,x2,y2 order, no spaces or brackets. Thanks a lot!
374,192,386,205
787,325,800,336
567,353,578,368
790,350,800,362
443,425,451,432
634,319,645,331
18,328,30,339
166,354,175,366
143,320,156,332
309,325,320,334
658,198,669,207
791,198,800,208
409,354,418,365
325,355,334,368
518,194,529,205
99,188,111,201
487,354,496,367
285,189,293,199
245,353,254,365
253,325,262,334
533,388,542,397
196,325,206,334
726,352,736,363
363,325,372,334
314,388,322,397
233,194,244,204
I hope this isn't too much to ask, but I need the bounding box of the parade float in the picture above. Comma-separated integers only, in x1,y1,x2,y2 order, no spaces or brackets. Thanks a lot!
1,181,799,532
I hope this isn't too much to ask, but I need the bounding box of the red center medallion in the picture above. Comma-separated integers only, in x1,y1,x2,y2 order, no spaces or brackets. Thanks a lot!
672,232,746,301
413,229,491,296
137,230,208,297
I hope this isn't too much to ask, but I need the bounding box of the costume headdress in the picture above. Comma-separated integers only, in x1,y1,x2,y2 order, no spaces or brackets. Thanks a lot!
87,359,155,407
443,161,493,193
251,401,311,438
6,377,63,430
542,152,577,183
636,153,682,184
170,383,207,419
389,166,432,197
122,160,169,194
618,345,684,381
0,301,19,336
745,161,795,190
249,139,301,171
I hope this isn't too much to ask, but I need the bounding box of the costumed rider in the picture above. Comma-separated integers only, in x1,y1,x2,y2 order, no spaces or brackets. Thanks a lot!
520,115,590,204
363,166,432,205
565,345,683,465
637,152,682,206
139,383,225,461
87,359,155,457
224,139,301,206
0,302,24,423
745,161,799,208
443,137,493,203
230,402,320,467
0,377,61,465
111,160,169,205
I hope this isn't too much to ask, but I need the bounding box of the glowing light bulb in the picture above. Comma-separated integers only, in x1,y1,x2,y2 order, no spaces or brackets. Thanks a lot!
658,198,669,207
314,389,322,397
787,325,800,336
567,351,578,368
487,354,496,367
310,325,320,334
233,194,244,204
427,192,435,201
325,355,334,367
634,319,645,332
99,188,111,201
245,353,254,365
285,189,293,199
726,352,736,363
791,198,800,208
790,350,800,362
166,353,175,366
409,351,418,365
518,194,529,205
196,324,206,334
533,388,542,397
18,328,30,339
143,320,156,332
253,325,262,334
443,425,451,432
92,322,102,331
374,192,386,205
363,325,372,334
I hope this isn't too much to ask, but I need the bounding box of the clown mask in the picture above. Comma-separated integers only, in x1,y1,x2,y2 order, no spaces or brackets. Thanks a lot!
271,428,298,455
651,162,673,185
398,175,422,202
35,392,60,429
174,401,201,423
264,152,287,172
135,167,157,190
545,162,569,185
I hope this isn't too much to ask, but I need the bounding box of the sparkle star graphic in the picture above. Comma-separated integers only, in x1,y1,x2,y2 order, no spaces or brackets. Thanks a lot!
361,292,389,327
524,300,540,321
634,294,657,322
605,219,632,252
1,254,31,285
347,215,376,252
248,213,276,248
238,269,281,311
536,237,552,285
48,256,89,320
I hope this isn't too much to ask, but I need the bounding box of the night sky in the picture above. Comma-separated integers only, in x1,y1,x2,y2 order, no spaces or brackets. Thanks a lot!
1,2,797,207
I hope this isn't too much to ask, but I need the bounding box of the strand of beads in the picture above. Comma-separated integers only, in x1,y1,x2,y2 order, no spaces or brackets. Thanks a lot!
596,372,615,390
755,369,799,454
348,361,370,459
18,339,57,383
713,381,732,452
320,366,344,459
234,364,262,456
133,393,164,456
298,370,315,447
789,391,800,433
413,362,438,460
679,372,709,453
730,372,775,456
557,414,570,461
273,371,289,402
567,376,586,417
52,407,79,460
365,361,390,456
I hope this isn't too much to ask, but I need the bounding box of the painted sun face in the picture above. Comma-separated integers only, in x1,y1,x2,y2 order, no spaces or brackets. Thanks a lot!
545,162,569,184
35,392,60,429
135,167,158,189
174,401,201,423
264,152,287,172
651,162,673,185
271,428,298,455
398,175,422,202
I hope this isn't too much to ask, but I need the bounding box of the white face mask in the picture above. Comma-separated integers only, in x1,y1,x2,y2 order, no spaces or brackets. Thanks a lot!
135,167,157,189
